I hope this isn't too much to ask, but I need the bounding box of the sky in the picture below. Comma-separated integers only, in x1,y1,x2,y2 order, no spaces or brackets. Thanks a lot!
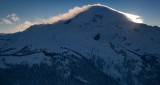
0,0,160,33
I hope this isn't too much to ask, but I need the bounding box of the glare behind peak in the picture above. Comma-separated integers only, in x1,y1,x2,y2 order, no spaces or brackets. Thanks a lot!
124,13,143,23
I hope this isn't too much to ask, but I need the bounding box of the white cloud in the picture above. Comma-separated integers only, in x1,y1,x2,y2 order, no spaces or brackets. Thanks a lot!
11,14,20,22
1,18,12,24
0,13,20,24
7,13,20,22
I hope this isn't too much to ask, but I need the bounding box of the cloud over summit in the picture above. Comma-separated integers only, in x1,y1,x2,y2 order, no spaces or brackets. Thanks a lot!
15,4,143,32
16,4,92,31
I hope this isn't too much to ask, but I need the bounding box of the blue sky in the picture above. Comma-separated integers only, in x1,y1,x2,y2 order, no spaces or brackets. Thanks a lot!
0,0,160,33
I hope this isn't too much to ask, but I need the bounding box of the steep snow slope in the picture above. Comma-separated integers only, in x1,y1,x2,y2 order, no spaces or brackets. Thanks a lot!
0,4,160,85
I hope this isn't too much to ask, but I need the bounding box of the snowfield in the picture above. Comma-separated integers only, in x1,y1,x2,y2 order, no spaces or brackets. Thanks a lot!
0,4,160,85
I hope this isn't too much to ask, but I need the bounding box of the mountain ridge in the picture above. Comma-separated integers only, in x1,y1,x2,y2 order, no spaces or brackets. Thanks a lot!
0,4,160,85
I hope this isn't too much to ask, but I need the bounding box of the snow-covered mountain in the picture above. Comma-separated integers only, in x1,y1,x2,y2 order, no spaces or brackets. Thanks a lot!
0,4,160,85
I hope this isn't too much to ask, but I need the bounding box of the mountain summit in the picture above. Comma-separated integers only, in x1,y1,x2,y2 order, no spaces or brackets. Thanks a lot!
0,4,160,85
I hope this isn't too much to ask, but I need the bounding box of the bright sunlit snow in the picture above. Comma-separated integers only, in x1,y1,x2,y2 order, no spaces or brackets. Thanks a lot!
124,13,143,23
